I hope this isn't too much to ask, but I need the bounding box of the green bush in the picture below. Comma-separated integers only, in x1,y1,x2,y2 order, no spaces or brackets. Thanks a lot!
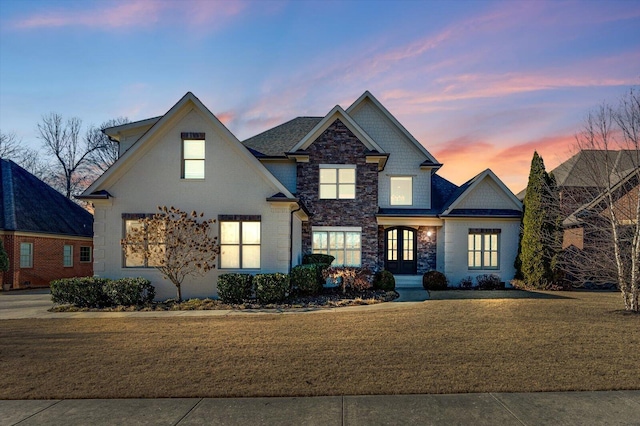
302,253,335,265
217,273,253,303
476,274,504,290
291,264,324,295
459,276,474,289
422,271,448,291
50,277,112,308
103,277,155,306
254,273,289,304
373,270,395,291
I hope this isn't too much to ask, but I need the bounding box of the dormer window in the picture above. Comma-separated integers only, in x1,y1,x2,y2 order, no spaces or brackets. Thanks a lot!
182,132,205,179
390,176,412,205
319,165,356,199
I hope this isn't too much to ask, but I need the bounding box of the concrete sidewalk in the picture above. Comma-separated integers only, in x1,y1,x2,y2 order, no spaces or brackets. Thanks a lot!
2,391,639,425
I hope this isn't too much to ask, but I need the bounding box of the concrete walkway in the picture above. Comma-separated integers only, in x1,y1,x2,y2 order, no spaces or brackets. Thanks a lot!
2,391,639,425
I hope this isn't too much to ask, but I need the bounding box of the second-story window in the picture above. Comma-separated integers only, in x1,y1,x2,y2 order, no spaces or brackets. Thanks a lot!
182,133,205,179
319,165,356,199
390,176,413,205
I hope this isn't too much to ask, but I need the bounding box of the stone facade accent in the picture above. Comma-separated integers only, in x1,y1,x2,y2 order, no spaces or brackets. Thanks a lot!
417,226,437,273
298,119,379,271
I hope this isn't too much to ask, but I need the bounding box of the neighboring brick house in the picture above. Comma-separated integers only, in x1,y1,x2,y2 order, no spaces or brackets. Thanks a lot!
0,159,93,289
80,91,522,299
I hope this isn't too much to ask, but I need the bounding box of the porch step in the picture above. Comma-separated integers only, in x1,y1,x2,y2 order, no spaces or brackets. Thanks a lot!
393,275,423,288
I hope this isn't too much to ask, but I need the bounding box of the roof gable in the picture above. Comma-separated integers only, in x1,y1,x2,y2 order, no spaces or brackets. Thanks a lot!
346,91,440,166
289,105,385,153
1,159,93,237
441,169,522,216
81,92,295,200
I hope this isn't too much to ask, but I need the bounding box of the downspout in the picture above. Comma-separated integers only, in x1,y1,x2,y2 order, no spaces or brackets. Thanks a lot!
289,204,302,273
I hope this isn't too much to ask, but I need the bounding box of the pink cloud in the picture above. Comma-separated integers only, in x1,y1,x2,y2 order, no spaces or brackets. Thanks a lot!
12,0,249,31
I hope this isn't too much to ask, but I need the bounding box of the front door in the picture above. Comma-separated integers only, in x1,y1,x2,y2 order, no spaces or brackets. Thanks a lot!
385,227,417,275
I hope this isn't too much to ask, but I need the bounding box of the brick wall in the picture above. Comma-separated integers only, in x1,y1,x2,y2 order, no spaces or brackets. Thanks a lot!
1,234,93,289
298,119,380,270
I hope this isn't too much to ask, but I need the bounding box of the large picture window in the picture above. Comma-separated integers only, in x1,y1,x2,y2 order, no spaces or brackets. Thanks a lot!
19,242,33,268
319,165,356,199
390,176,412,205
468,229,500,270
220,220,261,269
312,227,361,266
182,137,205,179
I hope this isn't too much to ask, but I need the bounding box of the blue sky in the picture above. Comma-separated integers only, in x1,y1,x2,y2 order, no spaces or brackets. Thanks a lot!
1,0,639,191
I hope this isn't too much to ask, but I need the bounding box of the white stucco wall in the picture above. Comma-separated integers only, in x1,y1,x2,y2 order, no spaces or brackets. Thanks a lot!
93,106,298,300
442,218,520,287
261,160,297,194
349,100,432,209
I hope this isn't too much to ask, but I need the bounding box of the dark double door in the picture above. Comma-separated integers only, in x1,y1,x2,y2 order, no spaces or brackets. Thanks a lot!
385,226,417,275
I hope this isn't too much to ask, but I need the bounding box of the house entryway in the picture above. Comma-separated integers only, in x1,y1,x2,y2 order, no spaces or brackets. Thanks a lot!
385,226,417,275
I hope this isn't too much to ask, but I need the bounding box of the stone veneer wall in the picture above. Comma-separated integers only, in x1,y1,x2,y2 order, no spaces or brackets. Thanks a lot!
298,119,379,271
417,226,437,273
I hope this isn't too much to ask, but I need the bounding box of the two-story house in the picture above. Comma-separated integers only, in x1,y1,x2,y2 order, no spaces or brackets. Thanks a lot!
80,91,522,299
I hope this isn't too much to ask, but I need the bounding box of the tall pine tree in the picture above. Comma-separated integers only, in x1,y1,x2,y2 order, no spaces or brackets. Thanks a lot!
518,152,561,288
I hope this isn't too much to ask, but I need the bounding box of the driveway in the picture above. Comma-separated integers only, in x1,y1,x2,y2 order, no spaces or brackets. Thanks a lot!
0,289,54,319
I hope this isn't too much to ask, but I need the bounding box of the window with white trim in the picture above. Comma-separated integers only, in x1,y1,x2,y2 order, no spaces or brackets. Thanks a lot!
182,135,205,179
63,245,73,267
319,165,356,199
468,229,500,270
312,227,361,266
390,176,412,205
220,219,261,269
19,242,33,268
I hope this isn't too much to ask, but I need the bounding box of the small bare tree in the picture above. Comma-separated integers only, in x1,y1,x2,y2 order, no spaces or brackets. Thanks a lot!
563,87,639,312
121,206,220,302
0,131,21,158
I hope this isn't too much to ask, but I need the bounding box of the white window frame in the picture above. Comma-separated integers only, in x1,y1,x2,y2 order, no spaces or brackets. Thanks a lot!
19,242,33,268
80,246,92,263
312,226,362,267
63,245,73,267
220,220,261,270
123,217,164,268
319,164,356,199
468,229,500,270
390,176,413,206
182,138,205,179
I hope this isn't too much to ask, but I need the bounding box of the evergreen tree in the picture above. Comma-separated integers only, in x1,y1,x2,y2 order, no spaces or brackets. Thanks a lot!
544,172,563,284
0,238,9,274
519,152,551,288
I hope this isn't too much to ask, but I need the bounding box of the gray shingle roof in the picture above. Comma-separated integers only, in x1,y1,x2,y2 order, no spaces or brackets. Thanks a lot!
0,159,93,237
242,117,323,156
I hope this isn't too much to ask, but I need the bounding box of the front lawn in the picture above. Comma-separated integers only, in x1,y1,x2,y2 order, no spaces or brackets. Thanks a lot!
1,291,638,399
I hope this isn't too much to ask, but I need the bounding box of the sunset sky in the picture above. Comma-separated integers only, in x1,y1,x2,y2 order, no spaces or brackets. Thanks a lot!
1,0,639,192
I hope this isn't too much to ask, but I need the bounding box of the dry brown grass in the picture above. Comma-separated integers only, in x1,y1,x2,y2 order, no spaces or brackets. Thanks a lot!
1,291,639,399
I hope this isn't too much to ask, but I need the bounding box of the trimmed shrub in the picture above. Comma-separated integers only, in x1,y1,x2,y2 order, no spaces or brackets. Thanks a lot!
254,273,289,304
459,276,474,289
50,277,111,308
373,270,395,291
217,273,253,304
103,277,155,306
422,271,448,291
476,274,504,290
302,253,335,266
291,264,324,295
